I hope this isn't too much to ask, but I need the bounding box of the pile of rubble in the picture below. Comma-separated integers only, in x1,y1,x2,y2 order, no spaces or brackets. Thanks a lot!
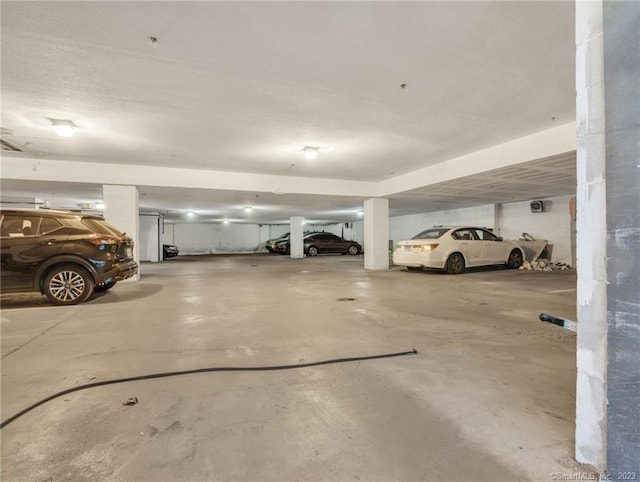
519,259,571,271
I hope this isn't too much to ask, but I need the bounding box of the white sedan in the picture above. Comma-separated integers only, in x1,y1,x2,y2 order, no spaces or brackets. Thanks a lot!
392,226,524,274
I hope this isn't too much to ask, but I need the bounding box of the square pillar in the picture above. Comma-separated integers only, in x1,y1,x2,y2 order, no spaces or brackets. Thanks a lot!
103,185,140,281
603,0,640,475
576,0,640,474
289,216,304,259
364,198,389,270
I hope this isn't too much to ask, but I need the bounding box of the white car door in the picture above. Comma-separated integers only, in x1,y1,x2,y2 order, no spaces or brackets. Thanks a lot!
452,228,482,266
473,228,505,264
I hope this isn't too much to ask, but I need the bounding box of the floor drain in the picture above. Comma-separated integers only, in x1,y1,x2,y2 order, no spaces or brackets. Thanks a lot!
337,297,356,302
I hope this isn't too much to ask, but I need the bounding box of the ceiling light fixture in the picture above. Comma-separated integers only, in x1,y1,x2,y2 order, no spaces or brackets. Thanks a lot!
357,210,364,216
186,211,195,218
223,219,229,224
51,119,76,137
245,206,252,213
303,146,319,160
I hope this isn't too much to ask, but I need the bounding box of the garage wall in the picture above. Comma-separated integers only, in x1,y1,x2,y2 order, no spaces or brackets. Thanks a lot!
389,204,495,245
161,222,174,245
498,195,573,264
388,196,574,264
269,225,290,239
168,223,264,254
162,222,360,255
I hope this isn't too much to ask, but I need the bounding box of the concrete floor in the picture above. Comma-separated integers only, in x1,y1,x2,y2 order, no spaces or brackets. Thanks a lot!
1,254,595,481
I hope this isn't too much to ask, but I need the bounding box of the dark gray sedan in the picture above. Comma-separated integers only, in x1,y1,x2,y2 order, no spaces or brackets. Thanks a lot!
303,232,361,256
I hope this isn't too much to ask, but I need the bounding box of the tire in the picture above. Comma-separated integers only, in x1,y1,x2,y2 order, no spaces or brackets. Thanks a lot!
307,246,319,256
507,249,524,269
445,253,465,274
94,280,117,293
44,265,95,305
347,245,359,255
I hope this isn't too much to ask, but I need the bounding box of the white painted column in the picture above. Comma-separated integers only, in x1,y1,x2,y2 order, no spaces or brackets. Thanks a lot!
139,214,160,262
289,216,304,259
493,203,503,237
575,0,607,470
103,185,140,281
364,198,389,270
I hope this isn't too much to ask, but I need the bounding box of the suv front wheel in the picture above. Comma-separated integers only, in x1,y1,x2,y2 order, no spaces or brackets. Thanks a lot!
43,265,95,306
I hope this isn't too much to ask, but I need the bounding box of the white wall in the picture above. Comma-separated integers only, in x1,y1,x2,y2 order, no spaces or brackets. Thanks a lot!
139,215,160,262
389,204,495,245
268,225,290,239
161,221,174,246
162,222,362,256
498,195,573,264
170,223,264,254
343,221,364,244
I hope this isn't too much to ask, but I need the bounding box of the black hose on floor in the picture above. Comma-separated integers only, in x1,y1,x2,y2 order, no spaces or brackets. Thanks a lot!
0,348,418,429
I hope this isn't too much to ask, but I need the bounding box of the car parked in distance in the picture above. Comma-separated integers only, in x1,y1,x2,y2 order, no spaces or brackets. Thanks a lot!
162,244,179,259
1,209,138,305
266,232,289,253
392,226,524,274
276,232,362,256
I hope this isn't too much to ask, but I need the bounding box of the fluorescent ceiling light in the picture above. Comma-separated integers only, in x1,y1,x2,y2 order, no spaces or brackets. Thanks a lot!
357,210,364,216
186,211,195,218
244,206,252,213
51,119,75,137
303,146,319,160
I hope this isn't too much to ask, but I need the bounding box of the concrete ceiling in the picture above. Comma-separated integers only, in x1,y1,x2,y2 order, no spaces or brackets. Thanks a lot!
0,1,576,222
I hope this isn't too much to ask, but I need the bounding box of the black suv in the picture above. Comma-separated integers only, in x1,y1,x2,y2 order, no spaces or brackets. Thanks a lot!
1,209,138,305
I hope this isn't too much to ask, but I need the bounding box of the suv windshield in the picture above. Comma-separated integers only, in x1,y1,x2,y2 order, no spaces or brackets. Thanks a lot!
411,228,449,240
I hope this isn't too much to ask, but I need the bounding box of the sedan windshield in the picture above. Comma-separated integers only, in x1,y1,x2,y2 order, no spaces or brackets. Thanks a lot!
411,228,449,240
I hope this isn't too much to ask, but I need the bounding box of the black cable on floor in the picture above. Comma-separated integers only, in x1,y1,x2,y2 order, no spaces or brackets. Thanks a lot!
0,348,417,429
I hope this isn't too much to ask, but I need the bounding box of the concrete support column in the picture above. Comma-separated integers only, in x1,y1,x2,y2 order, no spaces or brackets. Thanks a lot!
364,198,389,270
576,0,640,474
103,185,140,281
493,203,503,237
602,0,640,475
139,214,160,262
576,0,607,470
289,216,304,259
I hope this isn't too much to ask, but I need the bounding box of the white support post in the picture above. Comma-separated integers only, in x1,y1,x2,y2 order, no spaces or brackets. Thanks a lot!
289,217,304,259
364,198,389,270
103,185,140,281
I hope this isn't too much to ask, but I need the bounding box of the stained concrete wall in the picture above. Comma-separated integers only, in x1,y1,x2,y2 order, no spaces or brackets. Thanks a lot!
499,195,574,264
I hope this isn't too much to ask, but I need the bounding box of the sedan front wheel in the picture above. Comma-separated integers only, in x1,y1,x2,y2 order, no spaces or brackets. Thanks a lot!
507,249,524,269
